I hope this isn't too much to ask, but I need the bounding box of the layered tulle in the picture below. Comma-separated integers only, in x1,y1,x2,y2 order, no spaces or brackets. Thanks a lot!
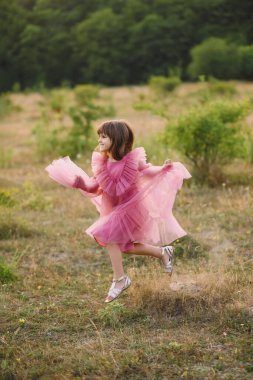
45,147,192,251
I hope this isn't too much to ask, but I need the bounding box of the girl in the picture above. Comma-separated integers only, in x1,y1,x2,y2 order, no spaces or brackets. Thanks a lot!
45,120,191,303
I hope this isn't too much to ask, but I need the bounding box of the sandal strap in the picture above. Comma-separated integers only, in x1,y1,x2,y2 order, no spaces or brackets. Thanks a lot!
162,246,173,258
107,276,131,298
161,246,174,273
112,275,126,282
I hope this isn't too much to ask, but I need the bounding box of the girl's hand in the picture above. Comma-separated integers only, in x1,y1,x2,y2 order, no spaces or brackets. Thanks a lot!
163,159,173,170
73,175,87,190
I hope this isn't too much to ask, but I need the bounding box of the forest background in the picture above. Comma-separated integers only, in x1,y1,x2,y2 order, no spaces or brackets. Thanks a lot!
1,0,253,91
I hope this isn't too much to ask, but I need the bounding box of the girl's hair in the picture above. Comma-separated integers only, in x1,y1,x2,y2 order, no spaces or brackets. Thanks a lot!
97,120,134,160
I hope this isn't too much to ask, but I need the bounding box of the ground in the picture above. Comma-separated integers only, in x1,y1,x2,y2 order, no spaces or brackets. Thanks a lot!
0,83,252,379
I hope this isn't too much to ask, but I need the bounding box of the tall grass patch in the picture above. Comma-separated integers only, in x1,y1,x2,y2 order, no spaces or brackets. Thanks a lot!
0,94,21,119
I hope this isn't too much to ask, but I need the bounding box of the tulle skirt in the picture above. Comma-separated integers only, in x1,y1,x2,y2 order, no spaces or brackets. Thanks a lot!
85,162,191,251
45,157,191,252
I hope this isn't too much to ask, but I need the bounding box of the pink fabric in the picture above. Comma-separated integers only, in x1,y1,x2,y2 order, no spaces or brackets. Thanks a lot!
45,147,192,252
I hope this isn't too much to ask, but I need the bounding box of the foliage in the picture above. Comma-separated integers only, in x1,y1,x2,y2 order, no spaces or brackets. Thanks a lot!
1,1,253,90
149,75,181,93
0,95,19,119
58,107,96,159
173,235,209,261
188,38,241,80
208,79,237,95
74,84,100,105
0,260,17,284
0,189,16,208
239,45,253,80
164,99,251,185
32,86,115,160
20,181,53,211
49,89,68,113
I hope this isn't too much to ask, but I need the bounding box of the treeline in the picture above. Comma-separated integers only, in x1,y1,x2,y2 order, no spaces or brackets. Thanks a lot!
1,0,253,91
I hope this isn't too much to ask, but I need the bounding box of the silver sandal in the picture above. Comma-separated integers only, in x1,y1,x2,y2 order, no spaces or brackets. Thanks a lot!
161,246,174,275
104,275,131,303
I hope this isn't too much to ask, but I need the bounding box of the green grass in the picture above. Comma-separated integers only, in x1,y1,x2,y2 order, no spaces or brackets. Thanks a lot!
0,83,253,379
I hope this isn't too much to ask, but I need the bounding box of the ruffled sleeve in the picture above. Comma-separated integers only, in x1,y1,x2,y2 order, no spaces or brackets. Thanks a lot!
115,147,144,196
91,148,145,197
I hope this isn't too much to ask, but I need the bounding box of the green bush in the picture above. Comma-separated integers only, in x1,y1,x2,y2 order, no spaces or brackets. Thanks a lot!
149,75,181,93
58,107,96,159
188,38,240,80
0,95,20,119
49,89,67,113
33,87,115,160
0,190,16,208
208,79,237,95
0,261,17,284
239,45,253,80
173,235,209,261
74,84,100,105
164,100,250,185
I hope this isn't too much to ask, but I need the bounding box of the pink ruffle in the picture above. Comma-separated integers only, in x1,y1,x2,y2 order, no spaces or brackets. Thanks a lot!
91,148,146,197
45,148,192,252
45,156,90,188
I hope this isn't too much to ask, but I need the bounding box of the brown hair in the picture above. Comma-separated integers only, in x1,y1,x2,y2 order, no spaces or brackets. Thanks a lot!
97,120,134,160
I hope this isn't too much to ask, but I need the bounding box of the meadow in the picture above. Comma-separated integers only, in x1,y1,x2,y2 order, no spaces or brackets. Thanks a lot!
0,83,252,379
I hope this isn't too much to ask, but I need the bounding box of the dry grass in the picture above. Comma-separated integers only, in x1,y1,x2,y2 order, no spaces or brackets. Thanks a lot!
0,83,253,379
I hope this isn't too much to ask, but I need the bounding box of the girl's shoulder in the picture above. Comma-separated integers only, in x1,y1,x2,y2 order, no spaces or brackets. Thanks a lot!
124,146,147,163
90,147,147,196
91,147,147,166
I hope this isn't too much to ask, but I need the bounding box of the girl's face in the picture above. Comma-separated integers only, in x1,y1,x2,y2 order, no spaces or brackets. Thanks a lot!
98,133,112,153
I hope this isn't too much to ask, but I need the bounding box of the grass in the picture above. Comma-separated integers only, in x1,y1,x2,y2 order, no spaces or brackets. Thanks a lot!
0,83,253,379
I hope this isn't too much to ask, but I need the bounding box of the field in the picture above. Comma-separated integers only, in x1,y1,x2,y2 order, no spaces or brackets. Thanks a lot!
0,83,253,379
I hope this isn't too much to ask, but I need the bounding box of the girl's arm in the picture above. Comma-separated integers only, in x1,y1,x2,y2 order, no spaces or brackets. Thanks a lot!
138,159,173,177
73,175,101,194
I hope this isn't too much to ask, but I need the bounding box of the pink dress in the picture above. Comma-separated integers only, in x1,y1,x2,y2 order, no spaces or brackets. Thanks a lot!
45,147,191,252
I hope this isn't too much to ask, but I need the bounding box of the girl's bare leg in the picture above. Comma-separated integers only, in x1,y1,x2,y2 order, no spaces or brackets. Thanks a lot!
124,242,163,258
124,243,172,267
105,243,126,302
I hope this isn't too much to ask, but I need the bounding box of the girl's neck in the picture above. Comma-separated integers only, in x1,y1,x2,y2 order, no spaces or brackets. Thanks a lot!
107,152,117,162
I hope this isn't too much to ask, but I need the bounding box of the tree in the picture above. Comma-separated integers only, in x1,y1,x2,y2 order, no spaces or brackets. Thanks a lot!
72,8,127,85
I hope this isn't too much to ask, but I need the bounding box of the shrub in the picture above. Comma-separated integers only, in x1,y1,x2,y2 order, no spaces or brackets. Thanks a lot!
0,95,20,119
0,261,17,284
33,86,115,160
208,79,237,95
238,45,253,80
74,84,100,105
188,38,240,80
149,75,181,93
0,189,16,208
164,100,250,185
49,89,68,113
58,106,96,159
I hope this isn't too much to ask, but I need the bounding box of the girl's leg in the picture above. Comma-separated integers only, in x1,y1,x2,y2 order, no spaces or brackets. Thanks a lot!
107,243,125,279
124,243,171,267
105,243,127,302
124,242,162,258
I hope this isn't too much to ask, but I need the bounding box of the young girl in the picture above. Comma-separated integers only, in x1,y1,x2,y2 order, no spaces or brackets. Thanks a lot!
45,120,191,303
